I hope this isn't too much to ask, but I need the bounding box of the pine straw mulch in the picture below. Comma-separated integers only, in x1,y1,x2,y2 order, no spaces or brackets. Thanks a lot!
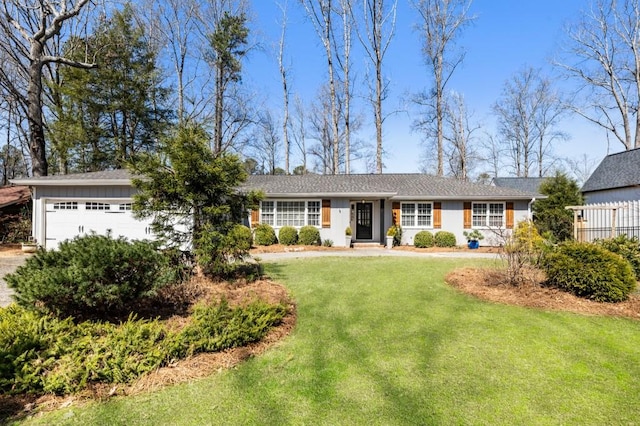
0,276,296,421
446,267,640,320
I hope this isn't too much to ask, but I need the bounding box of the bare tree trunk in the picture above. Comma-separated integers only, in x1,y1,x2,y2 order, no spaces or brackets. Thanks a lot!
560,0,640,150
278,1,291,174
412,0,474,176
0,0,95,176
354,0,397,174
300,0,341,174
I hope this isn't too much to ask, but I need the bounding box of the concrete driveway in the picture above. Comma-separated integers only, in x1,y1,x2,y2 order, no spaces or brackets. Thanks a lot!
0,254,29,307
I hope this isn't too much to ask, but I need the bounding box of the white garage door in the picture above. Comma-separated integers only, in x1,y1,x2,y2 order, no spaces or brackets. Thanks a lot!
44,200,154,250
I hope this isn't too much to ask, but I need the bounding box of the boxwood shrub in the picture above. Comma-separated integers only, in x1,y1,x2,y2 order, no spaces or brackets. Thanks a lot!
254,223,277,246
543,241,637,302
434,231,457,247
5,234,172,320
228,224,253,251
278,226,298,245
298,225,321,245
594,235,640,280
414,231,434,248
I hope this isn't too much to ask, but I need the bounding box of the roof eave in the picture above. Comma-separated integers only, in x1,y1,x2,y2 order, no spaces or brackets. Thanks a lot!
261,191,398,198
10,178,132,186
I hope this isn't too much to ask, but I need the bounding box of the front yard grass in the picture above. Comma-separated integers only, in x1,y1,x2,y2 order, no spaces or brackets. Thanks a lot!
17,257,640,425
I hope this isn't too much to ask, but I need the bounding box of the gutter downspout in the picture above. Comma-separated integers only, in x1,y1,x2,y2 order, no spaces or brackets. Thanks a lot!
527,197,536,220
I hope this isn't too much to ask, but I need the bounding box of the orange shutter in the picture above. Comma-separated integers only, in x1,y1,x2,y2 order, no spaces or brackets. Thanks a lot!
433,202,442,229
506,202,514,229
322,199,331,228
392,202,400,225
251,209,259,228
463,202,472,229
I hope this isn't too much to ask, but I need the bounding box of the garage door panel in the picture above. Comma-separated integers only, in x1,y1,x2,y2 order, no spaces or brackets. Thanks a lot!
45,200,154,250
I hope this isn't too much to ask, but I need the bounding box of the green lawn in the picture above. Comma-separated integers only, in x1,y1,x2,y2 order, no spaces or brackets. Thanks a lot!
17,257,640,425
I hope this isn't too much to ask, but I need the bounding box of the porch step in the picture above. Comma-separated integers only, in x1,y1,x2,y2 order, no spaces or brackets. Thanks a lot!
352,242,385,249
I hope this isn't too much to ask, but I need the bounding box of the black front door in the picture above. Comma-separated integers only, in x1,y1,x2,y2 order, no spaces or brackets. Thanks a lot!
356,202,373,240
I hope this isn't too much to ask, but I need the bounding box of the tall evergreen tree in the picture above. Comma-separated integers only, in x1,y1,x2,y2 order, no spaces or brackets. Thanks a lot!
533,172,583,242
49,4,171,173
130,124,261,276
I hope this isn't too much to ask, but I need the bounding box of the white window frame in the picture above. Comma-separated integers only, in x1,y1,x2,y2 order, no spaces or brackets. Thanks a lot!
400,202,433,228
472,202,505,228
260,200,322,228
86,202,111,211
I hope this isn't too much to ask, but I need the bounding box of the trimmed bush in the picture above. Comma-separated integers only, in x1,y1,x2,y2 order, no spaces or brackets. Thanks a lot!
228,224,253,251
434,231,457,247
595,235,640,279
542,241,636,302
299,225,321,245
254,223,277,246
414,231,434,248
278,226,298,245
5,234,172,320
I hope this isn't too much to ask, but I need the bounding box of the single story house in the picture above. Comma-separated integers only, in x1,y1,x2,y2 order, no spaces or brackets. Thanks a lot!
581,148,640,204
13,171,537,249
243,174,536,247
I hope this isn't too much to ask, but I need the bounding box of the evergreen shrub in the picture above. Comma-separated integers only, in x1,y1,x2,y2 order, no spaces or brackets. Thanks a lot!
543,241,636,302
595,235,640,279
434,231,457,247
278,226,298,245
5,234,171,320
298,225,321,245
228,224,253,251
254,223,277,246
414,231,434,248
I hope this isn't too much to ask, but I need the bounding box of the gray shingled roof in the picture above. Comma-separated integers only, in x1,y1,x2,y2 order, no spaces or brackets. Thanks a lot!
244,174,536,200
11,169,134,186
13,170,537,200
492,177,549,197
582,148,640,193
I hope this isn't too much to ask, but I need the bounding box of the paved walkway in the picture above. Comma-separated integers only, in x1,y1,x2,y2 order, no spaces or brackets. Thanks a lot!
254,248,500,261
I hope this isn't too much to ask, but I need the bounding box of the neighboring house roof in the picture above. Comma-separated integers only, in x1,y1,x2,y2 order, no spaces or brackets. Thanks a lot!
491,177,549,197
11,169,134,186
244,174,536,200
0,185,31,209
581,148,640,193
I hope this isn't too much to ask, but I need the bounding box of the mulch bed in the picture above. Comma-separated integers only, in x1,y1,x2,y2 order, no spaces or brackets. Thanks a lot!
446,267,640,320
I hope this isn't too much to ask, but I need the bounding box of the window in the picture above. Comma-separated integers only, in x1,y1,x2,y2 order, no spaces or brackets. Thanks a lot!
86,202,110,211
119,203,132,211
276,201,305,227
261,201,275,226
53,202,78,210
472,202,504,227
307,201,320,226
260,200,321,227
401,202,432,228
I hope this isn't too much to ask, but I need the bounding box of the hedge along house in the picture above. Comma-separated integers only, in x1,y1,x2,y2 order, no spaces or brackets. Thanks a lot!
243,174,537,247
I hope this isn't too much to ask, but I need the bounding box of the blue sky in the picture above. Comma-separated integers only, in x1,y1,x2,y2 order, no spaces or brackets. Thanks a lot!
245,0,609,174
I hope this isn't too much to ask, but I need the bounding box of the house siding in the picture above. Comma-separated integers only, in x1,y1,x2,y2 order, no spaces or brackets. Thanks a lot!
584,187,640,204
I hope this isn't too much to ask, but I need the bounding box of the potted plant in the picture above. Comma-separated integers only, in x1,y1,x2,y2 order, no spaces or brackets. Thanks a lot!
21,237,38,253
345,226,352,248
463,229,484,249
386,224,401,249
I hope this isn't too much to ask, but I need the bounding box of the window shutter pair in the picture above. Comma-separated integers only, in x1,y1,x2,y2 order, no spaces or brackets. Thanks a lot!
463,201,514,229
392,201,441,228
252,200,332,228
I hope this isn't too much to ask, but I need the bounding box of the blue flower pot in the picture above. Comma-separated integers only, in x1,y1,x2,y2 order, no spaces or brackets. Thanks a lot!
468,240,479,249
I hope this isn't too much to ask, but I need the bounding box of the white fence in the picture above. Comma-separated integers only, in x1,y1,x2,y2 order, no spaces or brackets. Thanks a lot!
566,201,640,242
